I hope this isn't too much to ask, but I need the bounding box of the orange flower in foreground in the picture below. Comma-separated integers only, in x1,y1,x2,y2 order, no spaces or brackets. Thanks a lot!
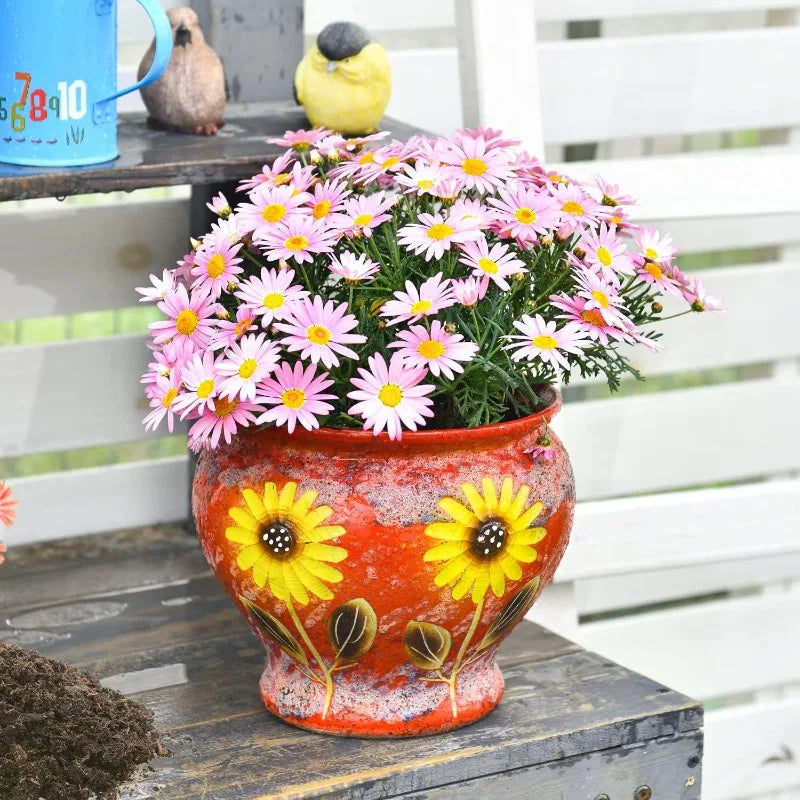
0,481,18,528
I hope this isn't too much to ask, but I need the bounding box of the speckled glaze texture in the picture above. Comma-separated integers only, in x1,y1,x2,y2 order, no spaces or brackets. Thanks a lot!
193,389,574,737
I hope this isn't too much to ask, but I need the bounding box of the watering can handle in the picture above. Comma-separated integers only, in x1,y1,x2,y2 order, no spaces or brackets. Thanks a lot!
97,0,173,106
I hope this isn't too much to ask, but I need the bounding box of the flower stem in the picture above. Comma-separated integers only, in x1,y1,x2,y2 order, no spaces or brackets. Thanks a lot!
446,597,485,718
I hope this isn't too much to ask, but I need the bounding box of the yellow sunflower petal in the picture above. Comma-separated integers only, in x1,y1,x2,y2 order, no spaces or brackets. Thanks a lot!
512,501,544,532
497,477,514,513
439,496,478,526
499,551,523,580
229,507,259,531
423,540,470,562
268,559,289,601
489,560,506,598
461,483,488,518
283,562,309,606
243,488,267,522
294,559,335,600
433,553,472,587
303,542,348,563
302,505,334,531
252,555,270,588
512,526,547,546
305,524,345,543
481,477,498,514
225,526,258,545
507,544,538,563
452,567,478,600
279,481,298,514
237,544,262,571
507,483,531,521
293,489,319,518
263,482,280,512
302,559,343,584
425,522,469,541
472,570,490,603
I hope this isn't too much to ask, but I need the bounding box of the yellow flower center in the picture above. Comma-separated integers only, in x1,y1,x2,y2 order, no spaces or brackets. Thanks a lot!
273,173,291,186
581,309,606,327
307,324,331,345
378,383,403,408
284,235,309,252
162,387,178,408
238,358,258,379
381,156,400,170
417,178,434,190
514,207,536,224
196,378,215,399
478,257,499,274
596,247,613,267
175,309,199,336
234,317,253,336
410,299,433,315
417,339,446,359
644,247,659,260
591,290,610,309
263,292,284,310
562,200,584,216
359,152,375,165
427,223,454,240
214,396,239,418
262,203,286,223
353,213,373,227
206,253,226,278
532,335,558,349
645,261,664,281
312,199,331,219
462,157,487,176
281,388,306,409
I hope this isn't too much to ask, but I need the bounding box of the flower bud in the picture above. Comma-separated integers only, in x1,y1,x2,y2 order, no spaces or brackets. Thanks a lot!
535,434,551,448
651,301,663,314
601,194,619,207
444,322,457,334
540,236,553,248
226,280,239,293
691,299,705,312
215,309,230,320
377,320,386,329
326,147,341,162
309,149,322,164
512,272,525,282
573,247,586,259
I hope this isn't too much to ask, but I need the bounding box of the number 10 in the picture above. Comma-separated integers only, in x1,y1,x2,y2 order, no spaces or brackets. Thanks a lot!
57,80,87,121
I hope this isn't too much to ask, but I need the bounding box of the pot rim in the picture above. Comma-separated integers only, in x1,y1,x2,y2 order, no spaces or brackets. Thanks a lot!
240,385,561,451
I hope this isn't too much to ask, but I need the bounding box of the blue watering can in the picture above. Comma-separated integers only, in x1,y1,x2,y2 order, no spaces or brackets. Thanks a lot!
0,0,173,167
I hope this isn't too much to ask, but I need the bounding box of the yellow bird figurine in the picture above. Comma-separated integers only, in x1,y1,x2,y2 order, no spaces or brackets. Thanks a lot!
294,21,391,135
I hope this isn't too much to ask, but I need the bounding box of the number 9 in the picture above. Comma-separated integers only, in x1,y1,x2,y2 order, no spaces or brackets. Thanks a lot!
11,103,25,132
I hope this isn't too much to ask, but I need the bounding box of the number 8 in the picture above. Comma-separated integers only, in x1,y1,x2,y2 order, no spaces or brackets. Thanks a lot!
29,89,47,122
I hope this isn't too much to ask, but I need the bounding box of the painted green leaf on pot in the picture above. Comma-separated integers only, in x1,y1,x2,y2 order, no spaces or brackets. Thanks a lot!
404,620,452,670
239,595,308,666
477,576,541,651
326,598,378,660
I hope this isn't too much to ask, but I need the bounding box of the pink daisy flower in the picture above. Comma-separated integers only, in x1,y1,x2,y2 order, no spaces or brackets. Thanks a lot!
636,258,683,297
347,353,435,440
191,230,244,297
236,184,310,237
436,135,514,193
594,177,636,208
397,212,482,262
174,247,198,285
681,276,725,313
211,306,259,350
256,361,337,433
636,227,677,264
172,351,222,418
525,434,557,463
488,185,561,241
549,183,604,235
453,127,521,150
307,179,351,221
573,267,627,325
136,268,177,303
143,370,184,433
389,320,479,379
142,338,194,387
381,273,456,325
505,314,589,370
395,160,445,195
284,160,317,194
274,296,367,368
269,127,333,150
432,178,463,203
579,223,635,278
451,276,490,307
449,198,493,229
329,149,383,182
328,252,380,282
353,148,406,184
150,285,221,348
550,293,635,346
331,192,395,238
237,152,295,193
458,238,527,291
209,216,244,246
217,333,281,401
257,215,337,264
0,481,18,528
188,396,264,450
236,267,309,327
206,191,232,218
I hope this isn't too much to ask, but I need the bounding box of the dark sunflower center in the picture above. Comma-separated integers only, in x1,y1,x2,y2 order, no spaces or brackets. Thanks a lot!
471,519,508,560
260,521,297,560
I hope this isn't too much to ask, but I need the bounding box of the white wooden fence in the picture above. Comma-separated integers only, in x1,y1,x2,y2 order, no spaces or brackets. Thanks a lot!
2,2,799,798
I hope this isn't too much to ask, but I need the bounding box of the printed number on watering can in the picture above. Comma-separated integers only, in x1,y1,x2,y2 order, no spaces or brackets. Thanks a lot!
0,72,86,140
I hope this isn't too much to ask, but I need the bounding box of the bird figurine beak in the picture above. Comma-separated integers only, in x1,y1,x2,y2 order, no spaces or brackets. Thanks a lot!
326,61,337,73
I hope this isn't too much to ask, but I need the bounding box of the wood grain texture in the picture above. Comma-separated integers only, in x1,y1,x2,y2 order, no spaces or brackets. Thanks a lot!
1,527,702,800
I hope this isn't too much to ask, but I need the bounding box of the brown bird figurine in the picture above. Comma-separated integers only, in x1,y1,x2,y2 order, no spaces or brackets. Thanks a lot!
138,7,227,135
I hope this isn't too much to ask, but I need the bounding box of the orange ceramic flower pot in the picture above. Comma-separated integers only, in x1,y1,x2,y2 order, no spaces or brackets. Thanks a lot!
192,388,574,737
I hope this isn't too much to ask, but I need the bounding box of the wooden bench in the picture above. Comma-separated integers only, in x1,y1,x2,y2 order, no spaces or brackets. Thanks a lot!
0,525,703,799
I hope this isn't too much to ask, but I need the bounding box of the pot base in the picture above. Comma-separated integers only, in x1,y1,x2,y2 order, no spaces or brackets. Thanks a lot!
258,655,505,737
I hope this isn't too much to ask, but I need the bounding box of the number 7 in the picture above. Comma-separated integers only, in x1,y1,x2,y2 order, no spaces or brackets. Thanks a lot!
15,72,31,106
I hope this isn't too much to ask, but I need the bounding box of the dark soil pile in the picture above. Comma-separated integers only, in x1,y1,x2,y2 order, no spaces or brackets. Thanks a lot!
0,642,165,800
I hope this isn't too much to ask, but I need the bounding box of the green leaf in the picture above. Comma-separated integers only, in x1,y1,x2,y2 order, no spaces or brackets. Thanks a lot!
477,576,541,652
